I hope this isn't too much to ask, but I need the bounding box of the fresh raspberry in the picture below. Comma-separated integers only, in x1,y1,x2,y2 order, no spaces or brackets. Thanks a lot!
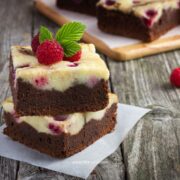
31,33,40,54
170,67,180,87
64,51,81,62
36,40,64,65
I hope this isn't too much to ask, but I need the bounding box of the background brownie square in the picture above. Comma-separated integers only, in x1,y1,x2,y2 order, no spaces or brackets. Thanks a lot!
56,0,99,16
97,1,180,42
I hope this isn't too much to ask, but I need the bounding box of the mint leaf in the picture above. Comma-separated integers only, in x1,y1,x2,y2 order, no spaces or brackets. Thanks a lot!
39,26,53,43
61,40,81,57
55,22,86,43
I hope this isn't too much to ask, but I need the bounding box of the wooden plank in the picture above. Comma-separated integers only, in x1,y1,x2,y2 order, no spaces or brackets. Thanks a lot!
17,149,125,180
0,0,33,179
15,7,125,180
107,50,180,180
0,0,32,122
0,158,19,180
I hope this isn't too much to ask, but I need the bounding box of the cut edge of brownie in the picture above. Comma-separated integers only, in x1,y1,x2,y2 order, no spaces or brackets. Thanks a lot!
3,104,117,158
9,56,109,116
97,6,180,42
56,0,98,16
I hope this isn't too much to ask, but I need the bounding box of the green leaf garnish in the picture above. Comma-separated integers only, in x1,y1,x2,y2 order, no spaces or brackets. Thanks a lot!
61,40,81,57
55,22,86,44
39,26,53,43
38,22,86,57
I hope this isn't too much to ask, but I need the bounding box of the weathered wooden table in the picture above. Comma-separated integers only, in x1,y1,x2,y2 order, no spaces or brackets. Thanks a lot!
0,1,180,179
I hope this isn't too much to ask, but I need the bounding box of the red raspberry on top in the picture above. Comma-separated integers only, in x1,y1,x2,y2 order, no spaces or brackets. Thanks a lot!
170,67,180,87
31,33,40,54
36,40,64,65
64,50,82,62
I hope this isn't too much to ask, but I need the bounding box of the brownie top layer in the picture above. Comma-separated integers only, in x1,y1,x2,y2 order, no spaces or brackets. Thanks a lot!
98,0,180,27
2,93,118,136
11,44,109,92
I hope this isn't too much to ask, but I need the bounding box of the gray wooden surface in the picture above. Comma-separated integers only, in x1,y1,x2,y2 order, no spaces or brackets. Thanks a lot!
0,0,180,180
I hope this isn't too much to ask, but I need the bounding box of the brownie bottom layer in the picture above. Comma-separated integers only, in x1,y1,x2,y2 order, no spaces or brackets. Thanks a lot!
56,0,98,16
97,6,180,42
3,104,117,158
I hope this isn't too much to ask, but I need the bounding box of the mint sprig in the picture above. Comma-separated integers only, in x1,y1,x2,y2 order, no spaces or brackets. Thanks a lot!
39,26,53,43
56,22,86,57
39,22,86,57
55,22,86,43
61,41,81,57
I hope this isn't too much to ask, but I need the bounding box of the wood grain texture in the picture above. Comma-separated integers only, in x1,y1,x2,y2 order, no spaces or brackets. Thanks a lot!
113,36,180,61
0,0,33,180
0,0,180,180
107,51,180,180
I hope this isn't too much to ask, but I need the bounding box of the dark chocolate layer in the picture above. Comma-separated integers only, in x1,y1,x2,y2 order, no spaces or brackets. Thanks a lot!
97,6,180,42
10,58,109,116
56,0,99,16
3,104,117,158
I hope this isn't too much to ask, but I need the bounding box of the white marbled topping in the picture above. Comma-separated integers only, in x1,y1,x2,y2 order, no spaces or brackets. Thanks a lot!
11,44,110,92
98,0,180,27
2,93,118,136
85,93,118,122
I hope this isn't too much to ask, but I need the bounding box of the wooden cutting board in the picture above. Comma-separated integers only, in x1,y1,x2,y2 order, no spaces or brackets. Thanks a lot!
34,0,180,61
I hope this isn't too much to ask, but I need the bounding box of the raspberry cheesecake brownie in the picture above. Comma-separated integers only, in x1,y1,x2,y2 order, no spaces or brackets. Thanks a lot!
2,93,118,158
56,0,99,16
10,23,109,116
97,0,180,41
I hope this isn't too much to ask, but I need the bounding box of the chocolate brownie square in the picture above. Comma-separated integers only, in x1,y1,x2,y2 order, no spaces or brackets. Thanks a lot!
97,0,180,42
10,44,109,116
56,0,99,16
2,93,118,158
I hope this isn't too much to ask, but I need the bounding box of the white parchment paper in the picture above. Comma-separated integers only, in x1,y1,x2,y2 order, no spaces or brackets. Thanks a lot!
41,0,180,48
0,104,151,179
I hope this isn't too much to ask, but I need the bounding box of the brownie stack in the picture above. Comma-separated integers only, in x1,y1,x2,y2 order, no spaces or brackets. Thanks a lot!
2,43,118,158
